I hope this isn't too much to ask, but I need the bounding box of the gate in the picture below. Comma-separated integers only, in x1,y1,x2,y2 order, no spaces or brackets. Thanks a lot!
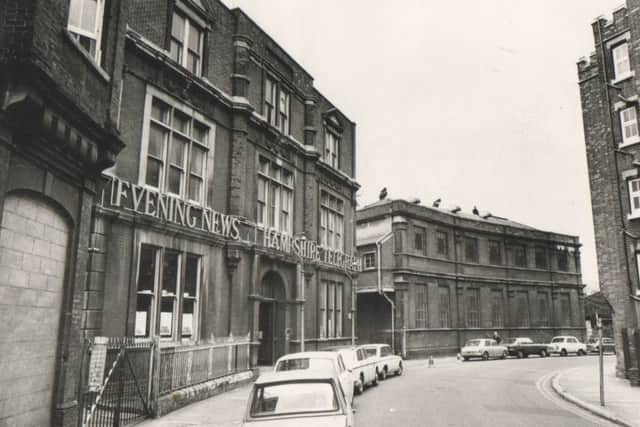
80,337,155,427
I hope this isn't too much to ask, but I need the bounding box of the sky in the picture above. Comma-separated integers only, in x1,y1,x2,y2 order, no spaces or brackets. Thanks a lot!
223,0,624,293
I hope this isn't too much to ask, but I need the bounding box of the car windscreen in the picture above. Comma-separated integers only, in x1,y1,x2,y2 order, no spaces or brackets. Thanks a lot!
250,381,339,417
275,358,334,373
465,340,482,346
551,338,564,343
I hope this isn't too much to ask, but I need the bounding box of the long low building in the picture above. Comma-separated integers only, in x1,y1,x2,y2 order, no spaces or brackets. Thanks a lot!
356,198,585,358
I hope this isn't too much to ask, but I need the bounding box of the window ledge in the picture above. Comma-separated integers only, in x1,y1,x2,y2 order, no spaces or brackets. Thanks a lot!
627,212,640,220
611,71,635,85
620,138,640,148
64,30,110,83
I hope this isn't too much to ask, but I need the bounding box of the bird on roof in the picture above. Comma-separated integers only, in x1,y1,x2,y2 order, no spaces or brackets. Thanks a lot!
432,198,441,208
379,187,388,200
472,206,479,215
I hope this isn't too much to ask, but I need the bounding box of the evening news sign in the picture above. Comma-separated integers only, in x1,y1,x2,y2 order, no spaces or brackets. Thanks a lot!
104,176,361,272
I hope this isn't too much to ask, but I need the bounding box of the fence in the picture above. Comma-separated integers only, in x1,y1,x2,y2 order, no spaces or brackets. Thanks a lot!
81,336,252,426
159,340,251,396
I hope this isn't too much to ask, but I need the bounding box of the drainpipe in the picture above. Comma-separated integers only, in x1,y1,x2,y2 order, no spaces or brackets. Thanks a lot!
376,231,395,351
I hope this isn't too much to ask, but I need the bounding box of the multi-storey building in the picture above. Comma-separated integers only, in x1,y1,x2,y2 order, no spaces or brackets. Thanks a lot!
0,0,360,425
578,0,640,385
356,198,584,358
0,1,128,425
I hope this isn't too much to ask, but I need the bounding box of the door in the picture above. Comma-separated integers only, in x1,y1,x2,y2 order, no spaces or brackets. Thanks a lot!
258,302,274,365
0,195,70,426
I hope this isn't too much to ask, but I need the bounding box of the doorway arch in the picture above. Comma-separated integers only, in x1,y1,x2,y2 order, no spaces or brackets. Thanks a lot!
258,271,287,365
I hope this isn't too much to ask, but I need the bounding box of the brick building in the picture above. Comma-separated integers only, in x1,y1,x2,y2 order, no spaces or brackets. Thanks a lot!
356,198,585,358
1,0,359,425
578,1,640,385
0,0,128,425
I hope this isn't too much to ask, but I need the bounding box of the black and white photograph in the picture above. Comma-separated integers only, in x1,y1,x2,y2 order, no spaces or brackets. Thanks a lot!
1,0,639,426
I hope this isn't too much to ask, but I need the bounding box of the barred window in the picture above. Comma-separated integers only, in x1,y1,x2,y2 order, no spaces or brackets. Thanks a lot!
436,231,448,257
538,292,549,327
515,292,530,327
414,226,427,255
465,288,480,328
415,284,428,328
439,286,450,328
491,290,504,328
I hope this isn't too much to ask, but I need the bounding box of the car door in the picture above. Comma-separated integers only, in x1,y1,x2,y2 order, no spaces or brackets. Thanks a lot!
336,354,354,404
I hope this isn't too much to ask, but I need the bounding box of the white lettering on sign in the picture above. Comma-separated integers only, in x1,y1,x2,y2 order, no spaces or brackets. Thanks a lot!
107,177,241,240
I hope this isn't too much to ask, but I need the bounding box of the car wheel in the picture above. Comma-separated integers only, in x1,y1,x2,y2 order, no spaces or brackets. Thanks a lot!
540,349,548,358
463,356,470,362
396,362,403,376
560,349,567,357
501,350,507,359
517,350,524,359
577,349,586,356
482,352,489,361
379,368,387,381
372,370,379,386
356,376,364,395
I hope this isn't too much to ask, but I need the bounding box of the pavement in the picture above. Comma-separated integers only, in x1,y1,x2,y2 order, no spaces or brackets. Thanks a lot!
136,356,640,427
551,356,640,427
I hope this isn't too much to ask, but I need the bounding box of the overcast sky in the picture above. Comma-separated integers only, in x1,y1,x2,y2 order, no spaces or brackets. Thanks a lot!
223,0,624,293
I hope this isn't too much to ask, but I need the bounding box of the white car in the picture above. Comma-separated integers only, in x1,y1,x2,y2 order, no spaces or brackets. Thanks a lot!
325,346,378,394
548,336,587,356
461,339,508,361
274,351,355,405
242,370,354,427
358,344,403,381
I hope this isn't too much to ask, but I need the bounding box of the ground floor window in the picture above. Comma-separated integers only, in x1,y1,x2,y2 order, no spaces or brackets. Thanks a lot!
415,284,428,328
135,244,201,341
537,292,549,326
439,286,450,328
491,290,504,327
320,280,343,338
515,292,530,327
465,288,480,328
558,293,571,326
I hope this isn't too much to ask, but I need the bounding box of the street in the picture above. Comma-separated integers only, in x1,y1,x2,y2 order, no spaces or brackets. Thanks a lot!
140,355,620,427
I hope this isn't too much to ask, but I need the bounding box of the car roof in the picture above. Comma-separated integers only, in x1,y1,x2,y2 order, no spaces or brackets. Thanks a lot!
255,369,338,385
276,351,339,361
324,346,357,351
358,344,388,349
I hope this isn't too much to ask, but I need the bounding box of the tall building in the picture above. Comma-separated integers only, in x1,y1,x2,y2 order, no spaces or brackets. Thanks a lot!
578,1,640,385
0,1,360,425
356,198,585,357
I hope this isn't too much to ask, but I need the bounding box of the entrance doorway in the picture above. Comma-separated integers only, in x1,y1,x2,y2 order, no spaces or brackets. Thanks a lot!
257,272,286,365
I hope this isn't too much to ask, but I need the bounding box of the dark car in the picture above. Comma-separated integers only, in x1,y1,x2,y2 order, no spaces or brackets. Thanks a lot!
586,337,616,354
504,337,550,358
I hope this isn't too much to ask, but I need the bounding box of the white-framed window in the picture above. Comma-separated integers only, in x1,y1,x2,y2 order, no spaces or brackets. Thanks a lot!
635,253,640,291
629,178,640,217
320,191,344,251
363,252,376,269
170,11,204,75
134,244,201,341
67,0,106,62
263,76,291,135
140,90,211,205
612,42,631,81
324,130,340,169
257,156,293,234
320,280,342,338
621,107,640,145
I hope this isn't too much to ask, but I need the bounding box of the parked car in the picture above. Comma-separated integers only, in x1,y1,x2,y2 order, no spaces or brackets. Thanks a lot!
504,337,551,358
324,346,378,394
460,339,508,361
274,351,355,405
548,336,587,356
242,370,354,427
586,337,616,354
358,344,403,380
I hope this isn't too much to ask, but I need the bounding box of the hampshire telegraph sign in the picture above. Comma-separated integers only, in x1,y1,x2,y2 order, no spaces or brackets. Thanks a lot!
102,176,361,272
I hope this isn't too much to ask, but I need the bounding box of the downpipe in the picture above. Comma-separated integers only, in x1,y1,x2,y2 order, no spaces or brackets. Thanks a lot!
376,232,396,352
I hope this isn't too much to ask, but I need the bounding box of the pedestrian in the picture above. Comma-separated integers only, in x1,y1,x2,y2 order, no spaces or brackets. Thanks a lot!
493,331,501,344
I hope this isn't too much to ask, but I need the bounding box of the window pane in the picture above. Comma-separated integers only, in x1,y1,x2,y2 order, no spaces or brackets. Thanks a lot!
148,124,167,158
80,0,98,33
188,176,202,202
188,25,201,52
152,99,170,124
137,245,157,292
146,158,162,188
182,299,195,338
184,255,199,298
193,122,208,145
68,0,83,28
173,111,190,134
160,298,174,337
135,294,153,337
170,40,182,63
168,166,183,194
187,52,199,74
170,136,186,166
172,13,185,41
162,251,180,295
190,145,205,176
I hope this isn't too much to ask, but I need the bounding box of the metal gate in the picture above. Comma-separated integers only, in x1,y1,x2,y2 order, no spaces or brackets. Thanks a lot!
80,337,155,427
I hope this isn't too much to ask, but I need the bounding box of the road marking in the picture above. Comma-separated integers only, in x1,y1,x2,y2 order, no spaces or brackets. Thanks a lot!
536,370,616,426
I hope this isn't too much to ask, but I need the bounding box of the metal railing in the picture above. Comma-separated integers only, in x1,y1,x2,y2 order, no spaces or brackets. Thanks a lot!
158,339,251,396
